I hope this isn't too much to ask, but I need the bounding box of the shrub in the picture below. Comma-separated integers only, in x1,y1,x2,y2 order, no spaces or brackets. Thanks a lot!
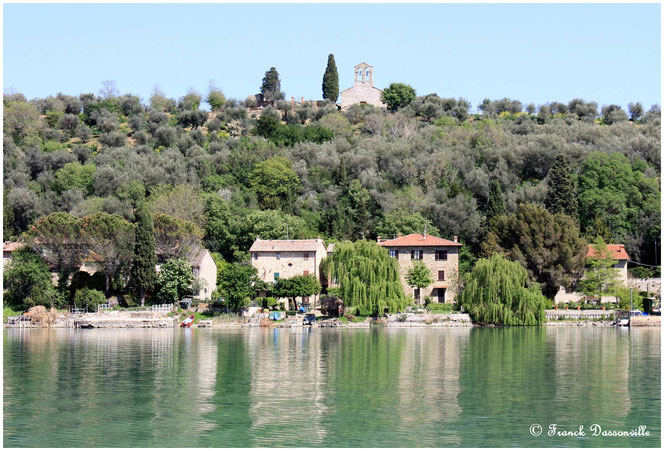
73,287,106,311
427,302,454,313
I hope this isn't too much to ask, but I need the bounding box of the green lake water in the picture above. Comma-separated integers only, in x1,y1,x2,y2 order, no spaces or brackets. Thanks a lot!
3,327,661,447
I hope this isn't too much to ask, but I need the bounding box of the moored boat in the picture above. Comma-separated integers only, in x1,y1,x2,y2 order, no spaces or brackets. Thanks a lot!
181,314,195,328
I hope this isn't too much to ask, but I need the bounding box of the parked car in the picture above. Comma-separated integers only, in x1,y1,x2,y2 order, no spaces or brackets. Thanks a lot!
303,314,317,325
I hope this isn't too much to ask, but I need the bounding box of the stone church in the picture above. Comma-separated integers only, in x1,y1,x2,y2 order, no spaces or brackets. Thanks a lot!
339,62,386,110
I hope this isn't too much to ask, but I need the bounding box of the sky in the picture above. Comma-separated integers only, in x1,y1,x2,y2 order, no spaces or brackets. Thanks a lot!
3,3,661,111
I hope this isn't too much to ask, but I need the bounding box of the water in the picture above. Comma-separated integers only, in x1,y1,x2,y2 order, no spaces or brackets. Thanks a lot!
3,327,660,447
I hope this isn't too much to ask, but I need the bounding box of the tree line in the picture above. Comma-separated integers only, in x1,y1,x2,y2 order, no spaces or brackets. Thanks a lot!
3,54,661,315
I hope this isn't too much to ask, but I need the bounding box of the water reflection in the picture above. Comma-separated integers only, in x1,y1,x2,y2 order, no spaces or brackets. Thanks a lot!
3,327,660,447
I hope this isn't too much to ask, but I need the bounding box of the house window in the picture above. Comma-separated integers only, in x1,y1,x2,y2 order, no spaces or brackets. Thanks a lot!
276,253,281,260
303,252,309,261
303,270,309,276
274,272,280,280
389,250,399,259
253,253,258,260
411,250,423,260
436,250,448,261
438,270,445,281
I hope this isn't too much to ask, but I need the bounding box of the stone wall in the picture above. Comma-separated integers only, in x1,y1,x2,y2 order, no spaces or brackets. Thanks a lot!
387,246,459,303
340,82,385,109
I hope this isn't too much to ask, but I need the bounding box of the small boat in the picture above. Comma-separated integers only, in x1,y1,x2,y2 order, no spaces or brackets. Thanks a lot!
181,314,195,328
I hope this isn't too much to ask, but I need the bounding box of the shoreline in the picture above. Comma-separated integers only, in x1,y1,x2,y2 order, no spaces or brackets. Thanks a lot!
5,309,659,329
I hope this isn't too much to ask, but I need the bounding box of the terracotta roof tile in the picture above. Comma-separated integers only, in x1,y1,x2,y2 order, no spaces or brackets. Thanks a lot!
587,244,629,260
249,239,326,252
3,242,24,252
378,234,461,247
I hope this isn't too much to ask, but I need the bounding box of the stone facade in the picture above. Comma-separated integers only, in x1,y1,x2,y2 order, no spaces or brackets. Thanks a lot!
340,62,386,110
249,238,328,306
378,234,461,304
3,241,24,267
191,249,217,300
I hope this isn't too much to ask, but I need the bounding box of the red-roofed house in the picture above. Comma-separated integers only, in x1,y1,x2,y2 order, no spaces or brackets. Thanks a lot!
378,233,461,304
587,244,629,282
555,243,632,304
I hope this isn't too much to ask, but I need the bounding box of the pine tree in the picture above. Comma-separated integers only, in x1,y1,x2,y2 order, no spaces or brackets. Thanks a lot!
260,67,283,105
132,203,157,306
322,54,339,102
545,154,578,218
486,179,505,230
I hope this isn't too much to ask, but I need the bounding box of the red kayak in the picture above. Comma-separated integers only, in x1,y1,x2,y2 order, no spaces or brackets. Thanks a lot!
181,314,195,328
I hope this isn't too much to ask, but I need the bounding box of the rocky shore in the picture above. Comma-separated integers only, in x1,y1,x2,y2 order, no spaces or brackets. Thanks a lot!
7,307,658,329
545,320,615,327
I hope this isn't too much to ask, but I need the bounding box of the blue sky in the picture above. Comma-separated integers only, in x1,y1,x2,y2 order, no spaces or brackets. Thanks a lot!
3,3,661,111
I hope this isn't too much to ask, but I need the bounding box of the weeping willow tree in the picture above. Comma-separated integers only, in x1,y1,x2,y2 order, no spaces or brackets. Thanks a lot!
321,241,407,316
459,254,547,326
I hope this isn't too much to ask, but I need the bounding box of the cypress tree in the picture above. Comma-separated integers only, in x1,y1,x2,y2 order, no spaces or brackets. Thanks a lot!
486,179,505,230
260,67,283,105
322,54,339,102
545,154,578,218
132,202,157,306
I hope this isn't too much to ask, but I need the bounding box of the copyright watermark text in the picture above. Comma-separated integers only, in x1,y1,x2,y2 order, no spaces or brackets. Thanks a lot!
529,424,650,438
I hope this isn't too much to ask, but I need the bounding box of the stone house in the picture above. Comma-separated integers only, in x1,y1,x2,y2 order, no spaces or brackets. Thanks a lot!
340,62,386,110
554,243,631,304
249,238,328,306
586,243,629,283
3,241,24,267
189,248,218,300
378,233,461,304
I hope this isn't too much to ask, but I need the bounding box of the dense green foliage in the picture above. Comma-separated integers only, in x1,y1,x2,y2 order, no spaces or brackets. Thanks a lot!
482,203,586,298
72,287,106,311
577,152,659,261
3,81,661,311
3,247,62,310
81,212,135,296
578,237,621,300
485,179,505,231
273,274,322,310
260,67,284,105
217,263,259,312
381,83,417,112
154,258,194,303
545,154,578,218
405,261,434,302
132,203,157,306
322,54,339,102
459,254,547,325
321,241,407,316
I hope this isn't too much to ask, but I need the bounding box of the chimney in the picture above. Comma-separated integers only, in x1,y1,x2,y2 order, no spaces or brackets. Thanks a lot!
376,236,381,242
256,236,261,241
301,96,304,104
423,226,427,239
454,236,458,243
398,233,402,238
291,96,295,103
